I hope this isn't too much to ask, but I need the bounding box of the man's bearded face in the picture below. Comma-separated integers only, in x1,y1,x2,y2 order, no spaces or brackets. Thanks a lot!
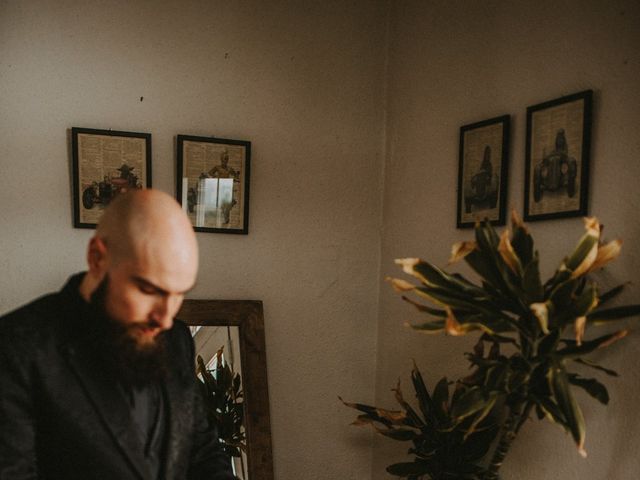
90,275,168,387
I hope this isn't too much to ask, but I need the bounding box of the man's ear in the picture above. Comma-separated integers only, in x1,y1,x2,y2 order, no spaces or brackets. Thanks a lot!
87,236,108,275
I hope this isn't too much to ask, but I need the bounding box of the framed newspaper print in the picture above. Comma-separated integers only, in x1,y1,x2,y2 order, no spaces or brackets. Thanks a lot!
524,90,592,221
72,127,151,229
457,115,510,229
176,135,251,234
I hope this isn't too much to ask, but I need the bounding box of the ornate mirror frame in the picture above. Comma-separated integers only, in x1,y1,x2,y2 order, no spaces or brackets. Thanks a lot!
178,300,274,480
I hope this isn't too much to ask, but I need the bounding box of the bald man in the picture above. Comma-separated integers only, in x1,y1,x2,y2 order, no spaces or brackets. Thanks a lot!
0,190,236,480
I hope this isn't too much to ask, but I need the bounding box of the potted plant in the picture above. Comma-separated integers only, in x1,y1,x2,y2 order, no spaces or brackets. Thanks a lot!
341,364,498,479
344,213,640,479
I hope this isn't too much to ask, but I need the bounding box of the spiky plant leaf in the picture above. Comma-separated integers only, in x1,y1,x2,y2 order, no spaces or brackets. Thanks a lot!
556,330,628,358
510,210,534,266
572,358,619,377
432,377,450,422
568,374,610,405
411,363,437,425
377,427,419,442
522,253,543,303
596,283,628,306
587,304,640,323
407,320,446,334
386,461,433,477
451,387,496,422
548,361,587,456
401,295,447,317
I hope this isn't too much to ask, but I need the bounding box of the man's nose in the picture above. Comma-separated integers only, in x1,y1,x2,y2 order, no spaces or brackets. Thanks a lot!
151,296,178,330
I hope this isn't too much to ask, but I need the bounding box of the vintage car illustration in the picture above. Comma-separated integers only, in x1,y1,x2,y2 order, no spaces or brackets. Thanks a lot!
82,164,142,209
532,129,577,202
464,145,499,214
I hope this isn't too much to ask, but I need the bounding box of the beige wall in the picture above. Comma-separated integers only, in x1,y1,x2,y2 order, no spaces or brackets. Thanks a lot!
0,1,387,478
375,1,640,479
2,0,640,478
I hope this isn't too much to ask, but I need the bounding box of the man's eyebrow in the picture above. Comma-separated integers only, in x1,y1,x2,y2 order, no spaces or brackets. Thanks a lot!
132,276,169,296
132,276,195,295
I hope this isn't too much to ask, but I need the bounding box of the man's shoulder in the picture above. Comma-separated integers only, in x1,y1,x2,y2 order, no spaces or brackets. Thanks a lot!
0,274,83,336
1,292,61,325
0,291,65,347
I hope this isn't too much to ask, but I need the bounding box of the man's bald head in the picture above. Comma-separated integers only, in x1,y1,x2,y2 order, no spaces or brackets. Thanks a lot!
80,190,198,336
95,189,198,270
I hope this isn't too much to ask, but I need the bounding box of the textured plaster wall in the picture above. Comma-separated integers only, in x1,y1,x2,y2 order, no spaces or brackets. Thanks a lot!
3,0,640,478
0,1,387,478
374,1,640,479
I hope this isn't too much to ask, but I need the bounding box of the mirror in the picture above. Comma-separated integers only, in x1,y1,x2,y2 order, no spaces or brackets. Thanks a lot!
178,300,273,480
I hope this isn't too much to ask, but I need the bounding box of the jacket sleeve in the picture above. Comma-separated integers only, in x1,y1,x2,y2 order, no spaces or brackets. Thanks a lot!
182,326,238,480
0,326,39,479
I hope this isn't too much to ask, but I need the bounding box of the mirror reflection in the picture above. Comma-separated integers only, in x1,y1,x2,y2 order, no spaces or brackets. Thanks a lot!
191,326,248,479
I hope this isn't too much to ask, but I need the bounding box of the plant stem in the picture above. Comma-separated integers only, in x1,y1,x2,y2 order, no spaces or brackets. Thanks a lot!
483,405,524,480
515,401,533,434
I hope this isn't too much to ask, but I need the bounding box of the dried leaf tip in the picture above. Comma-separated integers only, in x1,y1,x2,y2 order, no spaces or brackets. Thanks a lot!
498,229,521,274
578,443,587,458
449,241,477,264
445,307,464,336
530,302,550,334
574,316,586,346
395,258,420,275
587,239,622,273
510,208,527,231
600,330,628,349
387,277,415,292
583,216,601,238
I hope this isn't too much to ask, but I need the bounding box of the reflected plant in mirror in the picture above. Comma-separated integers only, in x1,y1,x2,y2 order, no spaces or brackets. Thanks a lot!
197,345,247,478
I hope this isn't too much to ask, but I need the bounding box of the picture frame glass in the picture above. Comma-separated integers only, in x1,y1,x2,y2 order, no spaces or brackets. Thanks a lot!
527,98,585,217
72,128,151,229
460,123,504,224
457,115,509,229
178,137,250,233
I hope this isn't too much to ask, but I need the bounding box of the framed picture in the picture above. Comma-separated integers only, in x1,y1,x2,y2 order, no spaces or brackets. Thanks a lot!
457,115,510,228
524,90,592,221
72,127,151,229
176,135,251,234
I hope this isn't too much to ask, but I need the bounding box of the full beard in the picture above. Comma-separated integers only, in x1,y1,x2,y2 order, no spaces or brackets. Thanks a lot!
89,275,169,388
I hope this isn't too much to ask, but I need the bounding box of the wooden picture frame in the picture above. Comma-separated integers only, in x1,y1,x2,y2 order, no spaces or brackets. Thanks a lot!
177,300,273,480
457,115,510,228
71,127,152,229
176,135,251,234
524,90,593,221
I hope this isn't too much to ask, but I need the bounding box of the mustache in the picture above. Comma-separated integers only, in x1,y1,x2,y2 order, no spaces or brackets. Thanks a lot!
127,320,163,331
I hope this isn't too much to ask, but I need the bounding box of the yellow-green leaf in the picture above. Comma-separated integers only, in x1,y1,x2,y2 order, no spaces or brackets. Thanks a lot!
548,361,587,457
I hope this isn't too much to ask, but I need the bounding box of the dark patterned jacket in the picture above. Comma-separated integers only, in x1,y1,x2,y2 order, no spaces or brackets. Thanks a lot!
0,275,236,480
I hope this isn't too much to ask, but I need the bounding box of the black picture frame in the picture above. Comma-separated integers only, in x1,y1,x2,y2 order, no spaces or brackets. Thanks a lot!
524,90,592,221
71,127,152,229
176,135,251,234
457,115,510,229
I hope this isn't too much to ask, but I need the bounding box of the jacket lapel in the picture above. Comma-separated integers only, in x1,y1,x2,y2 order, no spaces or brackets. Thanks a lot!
64,343,152,480
162,352,190,479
